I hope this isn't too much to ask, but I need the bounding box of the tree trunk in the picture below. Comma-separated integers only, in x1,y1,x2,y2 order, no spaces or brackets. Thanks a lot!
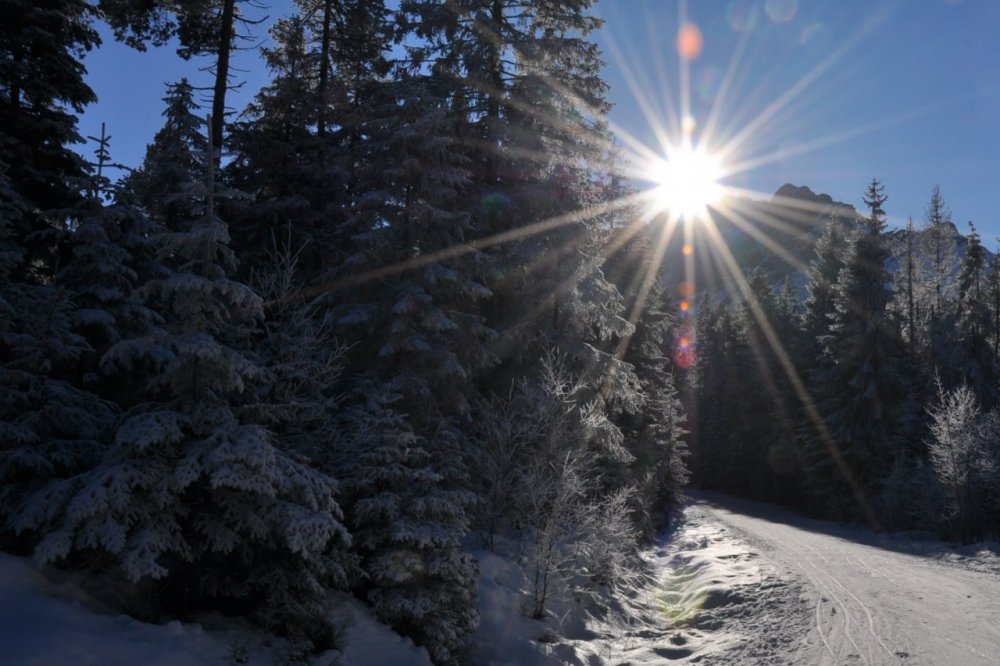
317,0,333,136
906,220,916,355
484,0,505,188
211,0,236,156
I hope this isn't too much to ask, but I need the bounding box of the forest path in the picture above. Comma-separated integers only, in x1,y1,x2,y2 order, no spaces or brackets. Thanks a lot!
579,492,1000,665
689,492,1000,665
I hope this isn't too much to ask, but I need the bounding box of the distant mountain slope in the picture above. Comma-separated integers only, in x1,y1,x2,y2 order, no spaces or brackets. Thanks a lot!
659,183,857,300
658,184,987,304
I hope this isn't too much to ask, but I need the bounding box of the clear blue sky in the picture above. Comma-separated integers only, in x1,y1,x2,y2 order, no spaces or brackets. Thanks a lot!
79,0,1000,241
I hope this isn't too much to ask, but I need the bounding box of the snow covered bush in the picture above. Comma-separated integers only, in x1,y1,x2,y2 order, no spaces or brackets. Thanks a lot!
517,449,591,619
927,384,998,543
576,486,647,594
338,396,479,665
471,351,649,619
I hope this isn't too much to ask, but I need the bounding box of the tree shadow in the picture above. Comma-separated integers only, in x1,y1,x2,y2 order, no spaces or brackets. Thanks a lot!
684,488,1000,566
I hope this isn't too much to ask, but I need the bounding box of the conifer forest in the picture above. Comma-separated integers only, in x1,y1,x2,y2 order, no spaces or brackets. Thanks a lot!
3,1,1000,664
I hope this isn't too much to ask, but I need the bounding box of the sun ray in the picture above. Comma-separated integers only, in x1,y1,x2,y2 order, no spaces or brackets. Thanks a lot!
644,10,682,146
722,100,950,180
695,213,880,529
724,185,845,220
598,213,684,401
512,203,664,351
709,200,818,276
715,8,891,163
290,191,647,304
700,4,759,147
603,33,680,161
619,213,684,334
677,0,695,150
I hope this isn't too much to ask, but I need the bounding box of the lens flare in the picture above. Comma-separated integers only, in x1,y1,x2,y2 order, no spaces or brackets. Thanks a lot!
658,562,706,625
726,1,757,32
674,345,696,369
677,23,704,61
765,0,797,23
682,115,697,136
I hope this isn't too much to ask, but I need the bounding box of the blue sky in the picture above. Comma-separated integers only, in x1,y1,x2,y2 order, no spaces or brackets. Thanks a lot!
79,0,1000,241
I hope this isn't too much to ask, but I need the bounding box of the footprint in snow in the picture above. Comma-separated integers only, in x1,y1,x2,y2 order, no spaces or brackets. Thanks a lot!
653,646,693,660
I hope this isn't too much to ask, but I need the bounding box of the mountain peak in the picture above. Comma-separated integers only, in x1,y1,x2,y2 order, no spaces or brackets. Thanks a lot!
772,183,835,205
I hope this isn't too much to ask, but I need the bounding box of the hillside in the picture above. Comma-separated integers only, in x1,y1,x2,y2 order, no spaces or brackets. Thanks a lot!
662,183,986,303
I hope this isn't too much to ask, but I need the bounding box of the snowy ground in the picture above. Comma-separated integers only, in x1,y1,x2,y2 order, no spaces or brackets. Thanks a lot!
555,499,812,665
0,552,432,666
690,491,1000,666
468,492,1000,665
5,493,1000,664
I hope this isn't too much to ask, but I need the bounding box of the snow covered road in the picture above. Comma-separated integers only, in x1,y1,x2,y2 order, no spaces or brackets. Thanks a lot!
692,492,1000,665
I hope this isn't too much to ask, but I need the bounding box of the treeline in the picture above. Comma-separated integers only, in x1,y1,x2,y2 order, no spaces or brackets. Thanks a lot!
690,179,1000,544
0,1,690,662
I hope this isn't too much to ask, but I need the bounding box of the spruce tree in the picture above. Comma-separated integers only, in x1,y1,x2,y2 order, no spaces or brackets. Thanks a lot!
609,225,690,531
0,0,103,330
808,179,906,519
900,218,918,355
0,162,116,542
14,109,352,647
339,397,478,665
991,248,1000,359
127,80,208,230
402,0,641,464
99,0,264,153
689,298,742,491
802,218,852,355
923,185,956,366
225,12,362,271
950,222,995,403
0,0,98,223
0,3,117,539
54,134,162,394
332,74,489,665
248,5,493,658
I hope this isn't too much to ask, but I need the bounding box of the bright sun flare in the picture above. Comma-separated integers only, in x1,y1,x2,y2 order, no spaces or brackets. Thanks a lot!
649,147,723,220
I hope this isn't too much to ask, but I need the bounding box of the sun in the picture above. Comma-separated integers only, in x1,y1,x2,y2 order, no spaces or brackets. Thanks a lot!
647,146,723,221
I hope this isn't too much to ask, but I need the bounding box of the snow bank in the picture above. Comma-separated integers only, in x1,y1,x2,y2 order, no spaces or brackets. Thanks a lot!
573,505,811,665
326,593,431,666
463,504,812,665
0,552,430,666
25,494,984,665
0,552,245,665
